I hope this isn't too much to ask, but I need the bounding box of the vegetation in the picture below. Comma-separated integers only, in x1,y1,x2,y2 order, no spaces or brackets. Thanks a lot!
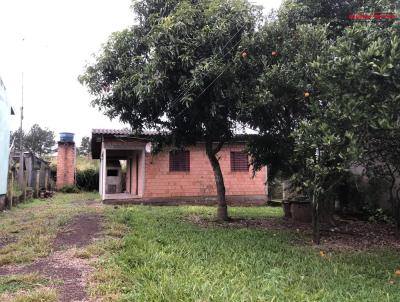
76,168,99,191
0,193,102,301
78,136,91,156
0,192,98,266
0,194,399,301
90,205,400,301
289,7,400,241
0,274,48,295
10,124,55,157
59,184,81,193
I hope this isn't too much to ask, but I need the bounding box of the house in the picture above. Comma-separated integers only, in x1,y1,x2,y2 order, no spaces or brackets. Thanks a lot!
91,129,267,204
0,77,14,209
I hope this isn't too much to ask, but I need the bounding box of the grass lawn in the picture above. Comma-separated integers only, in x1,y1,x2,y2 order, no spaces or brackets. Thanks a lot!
94,205,400,302
0,193,101,302
0,192,99,266
1,194,399,301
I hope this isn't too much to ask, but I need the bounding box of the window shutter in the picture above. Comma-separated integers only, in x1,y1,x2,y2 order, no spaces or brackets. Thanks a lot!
169,150,190,171
231,151,249,171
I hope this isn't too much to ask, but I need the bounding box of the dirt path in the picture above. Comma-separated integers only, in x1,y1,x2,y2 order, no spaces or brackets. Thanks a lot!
0,213,103,302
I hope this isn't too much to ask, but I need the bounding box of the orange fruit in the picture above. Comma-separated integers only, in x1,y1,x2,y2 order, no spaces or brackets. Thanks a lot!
395,270,400,277
304,92,310,97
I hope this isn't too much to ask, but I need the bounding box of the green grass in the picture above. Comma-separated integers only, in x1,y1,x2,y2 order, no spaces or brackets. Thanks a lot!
92,206,400,302
0,274,47,294
50,155,99,171
0,192,100,265
1,195,399,301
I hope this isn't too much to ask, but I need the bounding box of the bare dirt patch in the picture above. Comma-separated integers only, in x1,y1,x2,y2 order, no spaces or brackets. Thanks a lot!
188,215,400,251
0,213,103,302
0,237,17,249
54,214,103,250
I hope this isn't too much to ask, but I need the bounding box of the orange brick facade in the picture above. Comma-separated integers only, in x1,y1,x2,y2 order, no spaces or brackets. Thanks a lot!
142,144,266,198
56,142,76,190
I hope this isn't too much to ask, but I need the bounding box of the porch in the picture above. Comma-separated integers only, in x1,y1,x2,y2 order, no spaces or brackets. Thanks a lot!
98,140,147,201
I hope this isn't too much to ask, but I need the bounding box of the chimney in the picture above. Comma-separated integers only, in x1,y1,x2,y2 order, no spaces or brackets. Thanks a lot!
56,132,76,190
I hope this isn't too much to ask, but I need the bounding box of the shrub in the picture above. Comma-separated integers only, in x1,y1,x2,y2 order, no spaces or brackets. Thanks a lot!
76,168,99,192
60,185,80,193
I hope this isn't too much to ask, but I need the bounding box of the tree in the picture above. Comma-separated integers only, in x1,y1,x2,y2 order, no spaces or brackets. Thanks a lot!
11,124,56,156
362,129,400,237
79,136,91,156
80,0,263,220
308,21,400,238
291,104,359,244
243,1,331,180
10,128,24,150
246,0,396,179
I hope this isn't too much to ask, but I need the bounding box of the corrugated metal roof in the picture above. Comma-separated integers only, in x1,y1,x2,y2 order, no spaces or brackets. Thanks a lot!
92,129,132,135
92,129,159,136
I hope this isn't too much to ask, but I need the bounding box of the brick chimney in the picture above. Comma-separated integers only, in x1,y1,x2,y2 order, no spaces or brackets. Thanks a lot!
56,133,76,190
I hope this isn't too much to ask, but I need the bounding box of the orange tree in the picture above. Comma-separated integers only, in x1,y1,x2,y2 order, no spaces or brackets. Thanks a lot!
302,20,400,240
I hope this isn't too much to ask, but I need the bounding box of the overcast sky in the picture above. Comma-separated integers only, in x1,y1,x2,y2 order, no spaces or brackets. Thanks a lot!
0,0,282,144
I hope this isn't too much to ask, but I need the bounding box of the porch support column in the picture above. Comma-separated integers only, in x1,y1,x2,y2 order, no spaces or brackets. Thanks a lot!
99,151,103,197
140,148,145,197
101,148,107,200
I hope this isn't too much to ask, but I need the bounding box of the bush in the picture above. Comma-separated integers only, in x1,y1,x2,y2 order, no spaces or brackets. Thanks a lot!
76,168,99,192
60,185,80,193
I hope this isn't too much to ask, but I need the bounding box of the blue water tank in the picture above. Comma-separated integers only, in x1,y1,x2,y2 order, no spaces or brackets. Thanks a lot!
59,132,74,142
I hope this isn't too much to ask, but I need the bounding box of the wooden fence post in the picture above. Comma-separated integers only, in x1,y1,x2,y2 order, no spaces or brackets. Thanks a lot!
22,170,27,202
44,170,49,191
35,171,40,198
7,169,14,209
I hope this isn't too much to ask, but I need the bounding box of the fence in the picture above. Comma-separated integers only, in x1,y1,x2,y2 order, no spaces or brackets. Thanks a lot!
0,153,52,211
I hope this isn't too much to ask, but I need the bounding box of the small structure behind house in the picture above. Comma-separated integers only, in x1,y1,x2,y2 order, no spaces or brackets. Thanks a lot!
91,129,267,205
10,151,51,199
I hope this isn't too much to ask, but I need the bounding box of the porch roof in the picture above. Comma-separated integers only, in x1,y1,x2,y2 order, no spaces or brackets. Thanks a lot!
91,129,153,159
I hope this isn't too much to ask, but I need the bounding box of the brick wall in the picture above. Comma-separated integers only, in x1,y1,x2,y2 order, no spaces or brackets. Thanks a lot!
56,142,76,190
143,144,266,198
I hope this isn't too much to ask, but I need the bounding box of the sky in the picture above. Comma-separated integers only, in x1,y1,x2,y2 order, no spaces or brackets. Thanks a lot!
0,0,282,145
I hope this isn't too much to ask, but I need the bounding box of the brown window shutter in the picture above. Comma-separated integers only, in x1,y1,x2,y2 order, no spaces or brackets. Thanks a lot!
169,150,190,171
230,151,249,171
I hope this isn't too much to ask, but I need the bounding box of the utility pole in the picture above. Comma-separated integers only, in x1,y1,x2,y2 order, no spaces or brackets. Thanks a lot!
18,72,24,190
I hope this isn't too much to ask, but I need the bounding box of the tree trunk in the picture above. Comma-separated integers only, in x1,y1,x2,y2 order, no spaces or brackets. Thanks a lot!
396,188,400,239
312,189,320,244
205,141,229,221
389,179,396,216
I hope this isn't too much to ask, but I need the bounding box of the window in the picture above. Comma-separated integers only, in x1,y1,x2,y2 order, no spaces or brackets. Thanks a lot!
107,169,119,177
169,150,190,171
231,152,249,171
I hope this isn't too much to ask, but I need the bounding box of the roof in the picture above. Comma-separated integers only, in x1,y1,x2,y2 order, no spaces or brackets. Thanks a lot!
92,129,157,136
10,151,50,167
91,128,256,159
91,129,153,159
92,129,131,135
